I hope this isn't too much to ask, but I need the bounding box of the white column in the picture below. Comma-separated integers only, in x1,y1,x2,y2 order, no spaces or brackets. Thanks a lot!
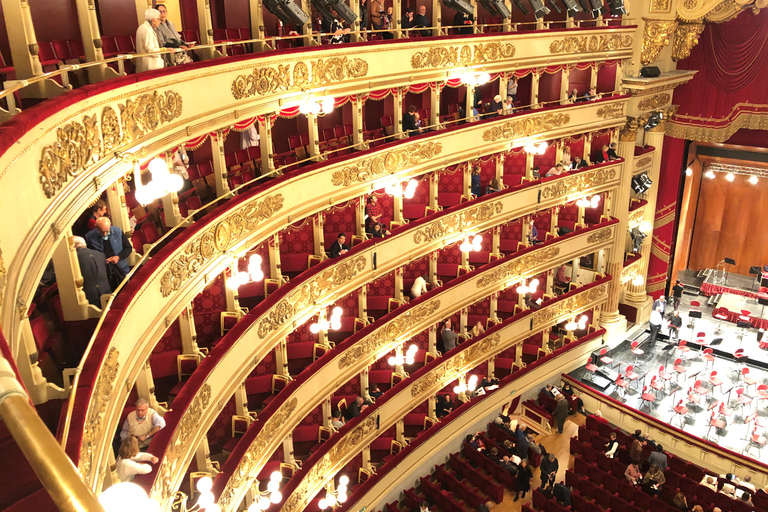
307,113,323,161
394,88,406,139
352,96,367,150
258,118,276,176
211,130,231,197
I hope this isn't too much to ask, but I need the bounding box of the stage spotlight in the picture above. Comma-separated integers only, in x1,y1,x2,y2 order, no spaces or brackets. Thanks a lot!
705,170,715,179
726,173,735,182
608,0,626,14
578,0,591,13
548,0,563,13
561,0,583,15
264,0,295,24
444,0,475,15
587,0,606,17
685,168,693,176
529,0,551,18
328,0,358,24
631,172,652,195
512,0,531,15
749,175,759,185
644,111,662,131
479,0,512,17
630,227,646,253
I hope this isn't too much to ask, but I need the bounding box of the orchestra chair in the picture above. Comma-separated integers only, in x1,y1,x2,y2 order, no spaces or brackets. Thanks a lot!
702,349,715,369
649,375,665,397
672,399,689,429
598,348,616,369
630,340,644,366
745,427,766,457
688,300,701,330
614,374,629,400
624,365,640,390
713,308,729,335
640,386,656,410
741,367,758,392
693,379,709,400
706,410,725,443
694,331,709,356
673,358,687,382
708,370,723,394
658,365,673,392
675,340,691,360
734,387,753,414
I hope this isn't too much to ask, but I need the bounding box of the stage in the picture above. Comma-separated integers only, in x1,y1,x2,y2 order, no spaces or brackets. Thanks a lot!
700,267,766,300
717,293,768,330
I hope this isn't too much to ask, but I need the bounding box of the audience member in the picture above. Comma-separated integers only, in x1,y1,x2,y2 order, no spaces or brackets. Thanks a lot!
515,423,529,459
500,455,518,477
471,166,482,197
595,144,611,163
413,5,430,36
700,475,717,491
561,147,572,168
527,218,540,245
328,9,351,43
479,375,499,391
607,142,619,160
331,410,345,429
507,77,518,103
553,394,569,434
668,310,682,343
584,87,598,101
648,444,668,470
369,384,383,400
487,447,500,464
329,233,350,258
531,166,541,179
454,10,474,34
411,275,430,299
568,88,579,103
115,437,158,482
365,195,389,233
545,164,564,177
477,501,492,512
571,155,589,169
86,217,132,279
436,393,454,418
155,4,194,65
604,431,619,458
359,0,368,32
73,236,111,307
403,105,420,136
119,398,166,449
402,8,415,30
370,222,385,238
441,318,458,352
419,500,430,512
741,475,756,491
86,200,108,231
344,396,368,421
488,95,503,117
720,478,736,497
643,465,666,496
630,436,646,463
524,293,541,310
741,491,754,506
527,433,544,456
370,0,384,29
136,9,165,72
240,123,260,149
471,321,485,338
554,264,571,289
381,6,394,38
466,432,484,451
540,384,555,399
539,453,558,491
625,461,642,486
672,492,688,511
486,178,501,194
690,507,703,512
560,383,583,411
513,459,533,501
553,482,571,507
503,96,515,114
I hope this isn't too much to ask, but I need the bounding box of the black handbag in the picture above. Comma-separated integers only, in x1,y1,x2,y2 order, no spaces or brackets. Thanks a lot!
106,263,127,290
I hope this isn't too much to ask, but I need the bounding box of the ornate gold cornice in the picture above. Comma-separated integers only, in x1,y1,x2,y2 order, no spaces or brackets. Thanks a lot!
596,103,625,119
410,42,515,69
231,57,369,100
619,117,640,142
476,247,561,288
672,23,705,61
540,167,618,200
39,91,183,199
531,283,608,328
482,112,571,142
637,93,671,111
587,227,613,244
678,0,763,23
647,105,679,132
549,34,633,55
641,19,679,66
668,105,768,142
412,202,504,244
331,142,442,187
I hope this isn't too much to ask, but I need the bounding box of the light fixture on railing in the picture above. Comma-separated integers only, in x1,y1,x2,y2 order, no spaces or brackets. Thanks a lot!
632,275,644,286
318,476,349,509
454,375,479,394
385,179,418,199
134,158,184,205
227,254,265,290
576,195,601,209
309,306,343,334
388,344,419,366
100,478,221,512
450,69,491,87
516,278,540,295
523,141,548,155
638,221,652,234
459,235,483,252
298,95,335,116
565,314,588,331
247,471,284,511
685,167,693,176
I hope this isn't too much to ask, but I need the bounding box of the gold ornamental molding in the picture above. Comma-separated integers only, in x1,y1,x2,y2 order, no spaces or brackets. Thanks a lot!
619,117,640,142
677,0,765,23
672,23,705,62
636,156,653,169
549,34,633,55
650,0,672,13
412,202,504,244
38,91,183,199
637,93,671,111
331,142,443,187
153,384,212,499
482,112,571,143
476,246,561,288
540,167,617,200
668,105,768,142
641,19,679,66
410,42,515,69
78,347,119,485
256,255,368,339
586,227,613,244
596,103,625,119
621,260,642,283
160,194,285,297
338,299,441,370
628,207,646,228
231,57,369,100
531,283,608,328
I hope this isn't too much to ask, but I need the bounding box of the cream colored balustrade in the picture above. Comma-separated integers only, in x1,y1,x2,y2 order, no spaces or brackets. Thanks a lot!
70,155,622,492
216,283,610,512
145,225,617,509
0,28,634,350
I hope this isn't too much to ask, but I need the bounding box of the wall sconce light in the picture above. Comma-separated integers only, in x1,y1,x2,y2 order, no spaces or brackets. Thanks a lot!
227,254,265,290
565,314,588,331
388,344,418,366
385,179,418,199
247,471,284,511
576,195,601,209
310,306,343,334
450,70,491,87
454,375,479,394
632,275,644,286
524,141,548,155
516,278,540,295
299,95,335,116
318,476,349,509
134,158,184,205
459,235,483,252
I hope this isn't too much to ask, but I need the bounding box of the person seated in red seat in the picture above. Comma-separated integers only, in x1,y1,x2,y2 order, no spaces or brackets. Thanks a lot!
625,461,642,486
642,465,666,496
329,232,350,258
343,395,368,421
545,164,565,178
466,432,485,451
554,264,571,289
120,398,166,450
436,393,454,418
561,383,583,412
591,410,609,424
365,196,390,234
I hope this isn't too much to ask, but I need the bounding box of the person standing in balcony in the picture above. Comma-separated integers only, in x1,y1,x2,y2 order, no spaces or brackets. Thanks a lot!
381,7,394,39
553,394,569,434
403,105,420,136
471,166,482,196
115,437,158,482
370,0,384,31
155,4,194,65
86,217,131,278
73,236,111,307
120,398,166,450
488,95,503,117
441,318,458,352
359,0,369,34
86,200,108,231
136,9,166,73
512,459,533,501
413,5,431,36
607,142,619,160
454,10,474,34
329,9,351,44
507,76,518,103
561,147,572,168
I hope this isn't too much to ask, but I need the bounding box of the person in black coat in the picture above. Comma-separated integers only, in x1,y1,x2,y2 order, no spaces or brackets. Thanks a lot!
329,233,350,258
453,11,473,34
515,424,529,459
436,393,454,418
539,453,559,491
553,394,569,434
73,236,112,306
553,483,571,507
403,105,420,136
513,459,533,501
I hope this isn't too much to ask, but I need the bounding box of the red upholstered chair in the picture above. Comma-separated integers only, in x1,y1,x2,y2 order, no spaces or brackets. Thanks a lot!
713,307,729,334
693,379,708,398
640,386,656,410
599,347,614,367
689,300,701,329
650,375,664,396
708,370,723,393
624,365,639,388
735,387,753,413
615,374,628,399
703,348,715,368
747,427,766,456
630,340,644,365
675,340,691,359
672,399,688,428
741,367,758,391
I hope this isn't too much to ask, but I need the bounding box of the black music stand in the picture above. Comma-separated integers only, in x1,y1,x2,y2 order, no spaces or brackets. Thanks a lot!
689,310,702,338
724,257,736,285
759,297,768,321
750,266,761,291
737,320,752,345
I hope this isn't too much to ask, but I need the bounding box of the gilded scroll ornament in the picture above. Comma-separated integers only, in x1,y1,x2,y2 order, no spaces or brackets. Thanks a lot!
217,398,299,510
637,93,671,111
152,384,212,499
650,0,671,12
628,208,645,227
413,202,503,244
0,244,5,306
596,103,625,119
619,117,640,142
257,255,367,338
477,247,561,288
38,91,183,198
78,347,120,485
160,194,285,297
586,227,613,244
482,113,570,143
672,23,705,62
332,142,443,187
411,46,461,69
540,167,617,200
641,19,678,66
410,43,514,69
636,156,653,168
231,57,368,100
338,300,441,369
549,34,633,54
531,284,607,328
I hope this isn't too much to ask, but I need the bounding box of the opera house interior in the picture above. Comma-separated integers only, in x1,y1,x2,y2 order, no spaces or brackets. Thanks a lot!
1,0,768,511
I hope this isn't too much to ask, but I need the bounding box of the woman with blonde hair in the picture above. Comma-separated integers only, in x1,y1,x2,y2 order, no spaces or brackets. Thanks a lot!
116,436,158,482
561,146,572,168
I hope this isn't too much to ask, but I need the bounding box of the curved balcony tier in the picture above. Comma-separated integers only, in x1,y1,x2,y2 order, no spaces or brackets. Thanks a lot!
138,220,617,509
0,26,633,348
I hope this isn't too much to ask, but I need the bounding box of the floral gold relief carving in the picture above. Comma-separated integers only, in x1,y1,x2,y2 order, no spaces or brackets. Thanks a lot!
641,19,678,66
650,0,671,12
596,104,625,119
411,46,460,69
672,23,705,62
160,195,284,297
232,57,368,100
413,202,503,244
216,398,299,510
549,34,633,54
482,113,570,143
540,168,617,200
637,93,671,111
476,247,561,288
257,255,367,338
628,208,645,227
586,228,613,244
619,117,640,142
152,384,212,500
332,142,443,187
532,284,608,328
410,43,514,69
38,91,183,199
636,156,653,168
78,347,119,485
339,300,441,369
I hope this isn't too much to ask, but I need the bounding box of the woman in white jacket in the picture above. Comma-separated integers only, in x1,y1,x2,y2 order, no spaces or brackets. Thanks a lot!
135,9,165,73
116,436,158,482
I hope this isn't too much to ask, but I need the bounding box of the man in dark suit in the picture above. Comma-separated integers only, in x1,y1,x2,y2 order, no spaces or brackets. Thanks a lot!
403,105,420,136
329,233,350,258
73,236,112,306
413,5,431,36
343,395,367,421
607,142,619,160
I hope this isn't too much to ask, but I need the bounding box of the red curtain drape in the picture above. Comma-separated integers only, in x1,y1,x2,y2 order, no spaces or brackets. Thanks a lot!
703,16,768,91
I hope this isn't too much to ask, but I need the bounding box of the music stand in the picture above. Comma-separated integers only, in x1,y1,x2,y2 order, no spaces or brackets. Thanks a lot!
750,266,761,291
689,310,702,338
759,297,768,320
724,257,736,285
737,320,752,345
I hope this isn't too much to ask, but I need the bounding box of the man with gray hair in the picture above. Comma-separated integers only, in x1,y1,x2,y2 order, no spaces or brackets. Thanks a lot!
120,398,166,449
73,236,111,307
135,8,166,72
